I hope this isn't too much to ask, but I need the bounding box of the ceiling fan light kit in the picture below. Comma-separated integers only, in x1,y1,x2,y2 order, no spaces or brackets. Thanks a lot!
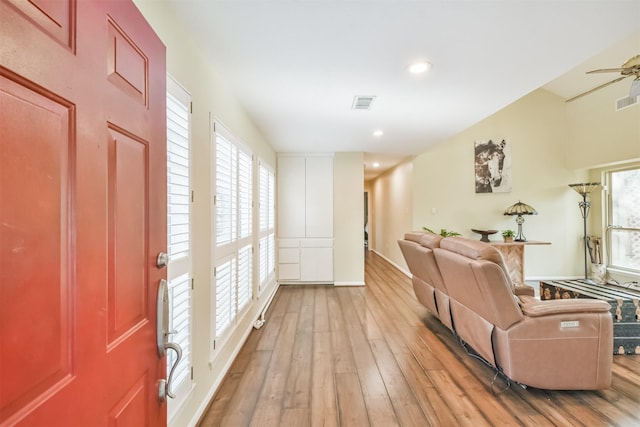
630,79,640,98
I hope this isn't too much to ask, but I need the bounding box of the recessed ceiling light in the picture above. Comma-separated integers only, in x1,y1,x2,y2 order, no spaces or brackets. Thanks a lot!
372,130,383,137
408,61,431,74
373,162,380,168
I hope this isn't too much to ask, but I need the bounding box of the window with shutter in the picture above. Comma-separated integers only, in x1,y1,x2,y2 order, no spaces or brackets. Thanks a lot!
166,76,192,417
212,122,254,352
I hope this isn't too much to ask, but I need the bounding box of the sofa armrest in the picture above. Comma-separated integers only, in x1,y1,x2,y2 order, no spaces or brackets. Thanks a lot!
513,285,535,297
521,299,611,317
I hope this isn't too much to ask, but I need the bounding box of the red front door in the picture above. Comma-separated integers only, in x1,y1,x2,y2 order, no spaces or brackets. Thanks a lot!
1,1,167,425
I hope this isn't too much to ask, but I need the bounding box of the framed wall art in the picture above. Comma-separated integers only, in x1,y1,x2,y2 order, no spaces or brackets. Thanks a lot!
474,139,512,193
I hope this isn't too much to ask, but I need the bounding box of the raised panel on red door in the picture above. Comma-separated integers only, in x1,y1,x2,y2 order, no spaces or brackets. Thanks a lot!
0,0,166,425
0,71,75,425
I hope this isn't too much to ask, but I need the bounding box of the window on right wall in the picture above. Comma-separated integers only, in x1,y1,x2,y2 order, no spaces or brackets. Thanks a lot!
606,166,640,275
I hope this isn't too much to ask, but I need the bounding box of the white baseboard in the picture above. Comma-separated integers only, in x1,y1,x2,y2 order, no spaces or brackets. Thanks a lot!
334,281,365,287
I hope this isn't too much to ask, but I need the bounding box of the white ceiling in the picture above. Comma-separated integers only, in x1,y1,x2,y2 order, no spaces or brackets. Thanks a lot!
166,1,640,179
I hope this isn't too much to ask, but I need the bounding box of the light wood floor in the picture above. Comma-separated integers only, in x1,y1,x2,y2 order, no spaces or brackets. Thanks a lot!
199,250,640,426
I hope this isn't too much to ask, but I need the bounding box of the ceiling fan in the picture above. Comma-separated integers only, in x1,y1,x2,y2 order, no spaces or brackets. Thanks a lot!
568,54,640,102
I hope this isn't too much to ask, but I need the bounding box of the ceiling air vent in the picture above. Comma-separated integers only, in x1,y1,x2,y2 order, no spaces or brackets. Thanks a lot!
615,95,639,111
352,95,376,110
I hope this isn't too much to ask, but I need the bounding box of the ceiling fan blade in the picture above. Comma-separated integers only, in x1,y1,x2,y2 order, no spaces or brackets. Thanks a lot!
566,75,630,102
586,68,625,74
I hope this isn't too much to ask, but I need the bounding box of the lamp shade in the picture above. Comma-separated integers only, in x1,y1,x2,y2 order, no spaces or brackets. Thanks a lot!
568,182,600,196
504,201,538,216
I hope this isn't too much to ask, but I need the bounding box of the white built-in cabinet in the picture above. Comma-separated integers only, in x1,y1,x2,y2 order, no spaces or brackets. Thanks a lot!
277,154,334,283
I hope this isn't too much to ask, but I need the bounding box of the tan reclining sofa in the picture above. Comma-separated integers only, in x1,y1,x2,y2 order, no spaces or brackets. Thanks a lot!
398,233,613,390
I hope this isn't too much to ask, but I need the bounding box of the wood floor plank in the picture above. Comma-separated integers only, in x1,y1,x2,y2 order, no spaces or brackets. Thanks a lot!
283,330,312,409
392,344,459,426
311,331,339,427
313,286,330,333
218,350,273,426
280,408,310,427
335,372,370,427
426,369,492,427
369,338,431,426
327,289,357,375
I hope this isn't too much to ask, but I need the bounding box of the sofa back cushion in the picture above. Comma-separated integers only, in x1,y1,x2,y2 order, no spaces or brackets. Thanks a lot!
419,233,442,249
436,237,523,329
398,236,446,293
404,231,426,243
439,237,516,292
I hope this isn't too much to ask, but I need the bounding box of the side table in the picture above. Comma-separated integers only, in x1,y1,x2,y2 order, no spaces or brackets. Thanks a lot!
489,240,551,285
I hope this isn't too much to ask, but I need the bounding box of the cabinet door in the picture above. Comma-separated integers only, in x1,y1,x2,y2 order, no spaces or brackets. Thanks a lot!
305,156,333,238
300,247,333,282
277,156,306,237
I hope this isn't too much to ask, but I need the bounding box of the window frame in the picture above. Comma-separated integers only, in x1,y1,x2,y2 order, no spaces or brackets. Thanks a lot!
211,121,254,353
604,164,640,277
166,75,194,418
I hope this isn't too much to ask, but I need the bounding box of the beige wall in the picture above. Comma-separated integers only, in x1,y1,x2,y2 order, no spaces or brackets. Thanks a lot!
370,160,414,273
134,2,277,426
334,153,365,285
565,78,640,169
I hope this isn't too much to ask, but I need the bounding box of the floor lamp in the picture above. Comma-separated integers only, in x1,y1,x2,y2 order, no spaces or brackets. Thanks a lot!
568,182,601,282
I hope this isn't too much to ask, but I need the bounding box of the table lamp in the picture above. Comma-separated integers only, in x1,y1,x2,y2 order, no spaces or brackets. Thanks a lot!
504,201,538,242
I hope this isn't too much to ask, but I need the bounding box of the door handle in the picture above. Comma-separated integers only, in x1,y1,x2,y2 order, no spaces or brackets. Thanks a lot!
156,279,183,403
157,279,169,357
156,252,169,268
158,342,183,402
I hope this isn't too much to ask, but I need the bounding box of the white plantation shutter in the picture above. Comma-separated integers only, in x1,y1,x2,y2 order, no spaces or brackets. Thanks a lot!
215,258,235,338
167,273,191,387
258,162,275,293
268,234,275,278
166,77,192,416
215,135,237,248
237,244,252,312
259,166,269,232
259,235,268,284
167,98,190,260
238,150,252,239
212,123,255,351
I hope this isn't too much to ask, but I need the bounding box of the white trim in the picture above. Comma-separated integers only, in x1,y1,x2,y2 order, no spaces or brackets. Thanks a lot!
526,275,581,282
334,281,365,287
606,268,640,283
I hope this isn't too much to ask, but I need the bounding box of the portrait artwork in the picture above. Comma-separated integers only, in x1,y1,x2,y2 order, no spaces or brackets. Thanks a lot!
474,139,512,193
